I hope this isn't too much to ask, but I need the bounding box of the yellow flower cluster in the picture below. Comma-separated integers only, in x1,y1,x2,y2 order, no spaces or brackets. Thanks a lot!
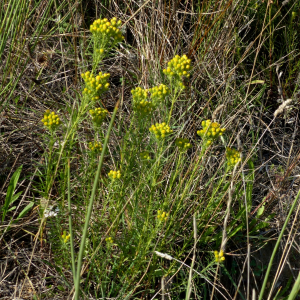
157,210,169,222
131,85,170,117
108,170,121,180
41,110,61,131
140,151,151,160
81,71,110,101
197,120,226,146
149,122,173,139
62,231,70,244
133,100,154,117
175,138,192,152
89,107,108,126
163,54,191,88
131,87,148,102
226,147,241,167
105,237,113,243
131,87,153,117
89,141,103,153
90,17,123,43
214,250,225,262
149,84,170,105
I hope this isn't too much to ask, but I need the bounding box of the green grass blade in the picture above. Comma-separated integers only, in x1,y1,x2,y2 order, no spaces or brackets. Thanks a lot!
74,101,120,300
68,159,76,284
258,188,300,300
16,202,34,220
287,271,300,300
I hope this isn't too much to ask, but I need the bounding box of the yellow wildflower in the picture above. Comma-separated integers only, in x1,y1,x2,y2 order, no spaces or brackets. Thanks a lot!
175,138,192,152
89,107,108,126
197,119,225,146
108,170,121,180
41,110,61,131
81,71,110,101
105,237,113,243
163,54,192,88
214,250,225,263
157,210,169,222
149,122,173,139
62,231,70,244
226,147,241,167
149,84,170,105
89,141,103,153
131,87,154,117
139,151,151,160
90,17,123,44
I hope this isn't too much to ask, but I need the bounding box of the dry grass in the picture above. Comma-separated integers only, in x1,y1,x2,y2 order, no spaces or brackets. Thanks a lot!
1,0,300,299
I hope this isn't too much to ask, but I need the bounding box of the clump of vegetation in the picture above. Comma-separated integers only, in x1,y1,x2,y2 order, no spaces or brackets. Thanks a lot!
1,1,300,299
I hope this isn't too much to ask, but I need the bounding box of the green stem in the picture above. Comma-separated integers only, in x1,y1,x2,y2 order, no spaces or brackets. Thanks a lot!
67,159,76,284
287,270,300,300
200,166,230,218
163,146,207,237
166,152,183,197
142,141,164,237
120,115,135,166
175,146,206,206
46,134,55,194
258,187,300,300
167,87,181,124
74,101,119,300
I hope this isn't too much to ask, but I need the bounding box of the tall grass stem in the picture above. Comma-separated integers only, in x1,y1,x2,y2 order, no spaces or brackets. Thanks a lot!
74,101,119,300
258,187,300,300
67,159,76,284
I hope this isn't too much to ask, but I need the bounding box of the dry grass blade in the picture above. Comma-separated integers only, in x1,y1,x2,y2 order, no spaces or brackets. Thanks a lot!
2,0,300,298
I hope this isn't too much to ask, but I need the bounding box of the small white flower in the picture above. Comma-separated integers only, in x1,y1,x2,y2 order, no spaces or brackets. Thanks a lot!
44,206,59,218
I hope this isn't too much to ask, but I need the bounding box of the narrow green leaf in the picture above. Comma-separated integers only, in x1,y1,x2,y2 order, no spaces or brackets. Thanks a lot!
2,165,22,222
16,202,34,220
287,271,300,300
74,101,119,300
228,223,243,238
256,205,265,217
10,191,23,205
249,80,265,84
246,160,254,212
259,188,300,300
7,206,16,212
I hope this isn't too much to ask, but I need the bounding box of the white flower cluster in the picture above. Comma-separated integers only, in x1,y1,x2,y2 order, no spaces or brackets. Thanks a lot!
44,206,59,218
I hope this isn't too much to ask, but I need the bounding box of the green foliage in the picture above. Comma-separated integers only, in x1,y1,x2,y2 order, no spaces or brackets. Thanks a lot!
38,23,249,294
7,0,299,298
15,201,34,220
1,165,23,222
